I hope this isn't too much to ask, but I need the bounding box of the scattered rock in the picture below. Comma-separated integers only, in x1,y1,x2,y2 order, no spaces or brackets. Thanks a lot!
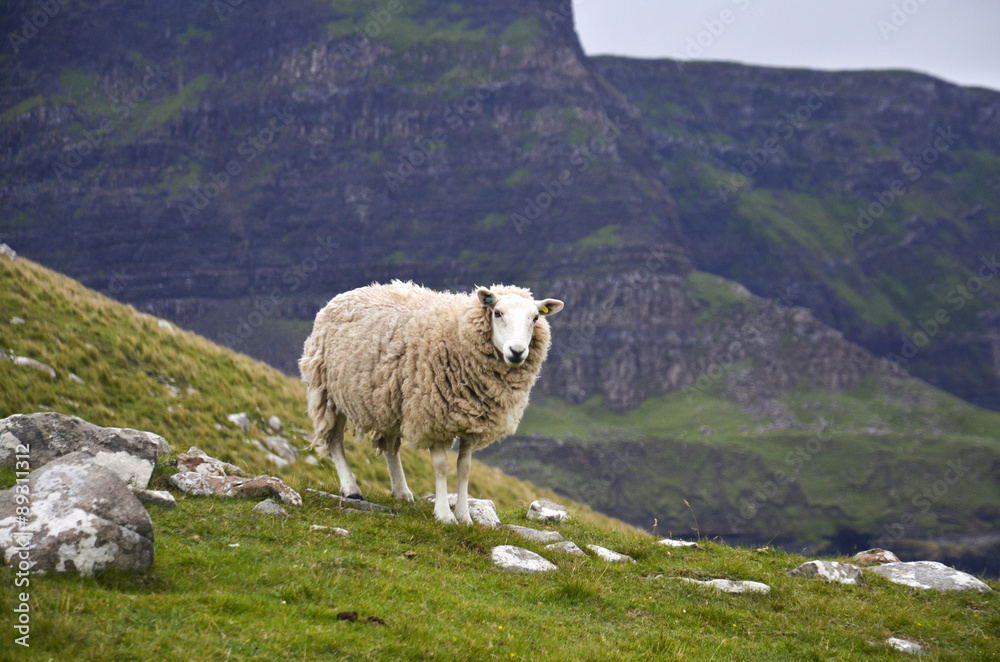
248,440,290,468
587,544,636,564
11,355,57,380
268,415,284,434
789,560,864,586
304,455,319,466
659,538,699,549
867,561,992,592
132,489,176,508
261,435,299,463
10,317,25,325
505,524,563,543
227,412,250,434
174,446,244,476
311,524,350,537
169,471,303,507
252,499,290,519
491,545,558,572
527,499,569,523
678,578,771,594
0,243,16,260
545,541,586,557
307,489,394,513
427,494,502,528
68,373,85,385
853,548,900,566
0,458,154,576
886,637,924,655
0,412,170,489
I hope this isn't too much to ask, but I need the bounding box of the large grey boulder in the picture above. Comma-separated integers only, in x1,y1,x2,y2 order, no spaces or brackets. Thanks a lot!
788,560,864,586
0,412,170,489
492,545,558,572
0,455,154,576
867,561,992,592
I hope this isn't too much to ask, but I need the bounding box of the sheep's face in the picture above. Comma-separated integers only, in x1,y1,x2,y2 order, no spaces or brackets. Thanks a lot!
478,288,564,367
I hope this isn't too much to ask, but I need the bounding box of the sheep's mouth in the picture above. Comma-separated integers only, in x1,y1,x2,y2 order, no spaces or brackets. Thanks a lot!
504,355,526,367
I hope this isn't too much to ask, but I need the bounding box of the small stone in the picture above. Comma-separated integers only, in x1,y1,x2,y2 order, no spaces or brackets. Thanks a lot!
11,355,57,380
248,440,290,468
659,538,699,548
491,545,558,572
0,243,16,260
304,455,319,466
227,412,250,434
307,489,393,513
252,498,290,519
261,435,298,462
10,317,25,325
788,560,864,586
132,489,177,508
310,524,349,537
853,548,900,565
678,578,771,594
158,319,175,333
505,524,563,543
867,561,992,592
546,541,586,557
587,544,636,564
527,499,569,523
427,494,501,528
68,373,85,384
886,637,924,655
268,415,284,434
175,447,245,477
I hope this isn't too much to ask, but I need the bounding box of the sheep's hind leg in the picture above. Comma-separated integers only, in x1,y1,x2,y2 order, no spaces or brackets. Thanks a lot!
384,437,414,503
326,413,363,500
430,445,458,525
453,437,473,525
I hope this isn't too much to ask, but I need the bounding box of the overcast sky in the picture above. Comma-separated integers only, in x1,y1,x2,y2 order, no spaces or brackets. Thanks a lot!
573,0,1000,92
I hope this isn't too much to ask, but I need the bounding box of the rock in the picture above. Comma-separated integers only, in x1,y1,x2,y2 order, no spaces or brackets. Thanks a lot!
311,524,350,537
678,578,771,594
505,524,563,543
853,548,900,565
527,499,570,523
132,489,176,508
491,545,558,572
261,435,298,463
157,319,175,333
867,561,992,592
304,455,319,466
267,416,284,434
227,412,250,434
587,544,636,563
174,446,244,476
0,457,154,576
10,317,25,325
0,243,16,260
788,560,864,586
54,449,156,491
0,412,170,489
169,471,303,507
252,498,290,519
307,489,394,513
545,541,586,557
658,538,699,548
68,373,85,384
248,440,290,468
11,355,57,380
886,637,924,655
427,494,502,528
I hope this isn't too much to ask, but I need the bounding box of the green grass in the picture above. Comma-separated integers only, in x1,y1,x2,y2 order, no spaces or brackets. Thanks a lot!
2,489,996,660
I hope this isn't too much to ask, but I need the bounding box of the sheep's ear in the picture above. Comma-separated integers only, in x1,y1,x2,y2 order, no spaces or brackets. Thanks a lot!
537,299,564,316
477,288,496,308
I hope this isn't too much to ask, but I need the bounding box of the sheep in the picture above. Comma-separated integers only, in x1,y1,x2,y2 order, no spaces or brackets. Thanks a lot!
299,280,563,524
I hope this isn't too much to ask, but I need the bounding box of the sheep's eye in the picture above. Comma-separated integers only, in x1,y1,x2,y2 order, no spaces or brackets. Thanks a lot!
493,310,502,319
532,315,539,323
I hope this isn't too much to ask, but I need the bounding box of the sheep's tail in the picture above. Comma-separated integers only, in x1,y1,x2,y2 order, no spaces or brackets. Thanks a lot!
300,332,337,455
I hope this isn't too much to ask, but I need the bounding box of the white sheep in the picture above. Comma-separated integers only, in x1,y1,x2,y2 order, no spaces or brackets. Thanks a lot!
299,280,563,524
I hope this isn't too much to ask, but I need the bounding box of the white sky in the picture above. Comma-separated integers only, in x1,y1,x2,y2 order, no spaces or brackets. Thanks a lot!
573,0,1000,92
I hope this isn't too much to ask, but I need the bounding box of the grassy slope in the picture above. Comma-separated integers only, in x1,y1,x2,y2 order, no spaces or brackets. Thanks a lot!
1,257,998,660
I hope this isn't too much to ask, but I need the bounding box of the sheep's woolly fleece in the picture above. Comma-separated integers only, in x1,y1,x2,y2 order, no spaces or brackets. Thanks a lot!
300,280,552,452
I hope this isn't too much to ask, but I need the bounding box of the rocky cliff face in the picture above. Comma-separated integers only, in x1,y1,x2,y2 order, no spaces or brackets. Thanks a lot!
1,0,998,414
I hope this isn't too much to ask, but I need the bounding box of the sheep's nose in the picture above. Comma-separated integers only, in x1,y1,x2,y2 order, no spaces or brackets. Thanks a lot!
508,348,525,364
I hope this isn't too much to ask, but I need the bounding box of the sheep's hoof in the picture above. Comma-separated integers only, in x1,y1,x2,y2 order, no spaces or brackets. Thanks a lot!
435,511,458,525
345,493,364,501
455,514,473,526
393,490,415,503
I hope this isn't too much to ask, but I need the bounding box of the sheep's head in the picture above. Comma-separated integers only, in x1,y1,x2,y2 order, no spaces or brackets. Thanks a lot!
478,287,563,367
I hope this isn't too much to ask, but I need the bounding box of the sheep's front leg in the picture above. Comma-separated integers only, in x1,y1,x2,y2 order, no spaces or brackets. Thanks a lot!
453,438,473,525
431,446,457,525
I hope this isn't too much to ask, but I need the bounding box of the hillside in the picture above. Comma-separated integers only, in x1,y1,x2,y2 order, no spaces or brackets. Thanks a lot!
1,258,999,660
